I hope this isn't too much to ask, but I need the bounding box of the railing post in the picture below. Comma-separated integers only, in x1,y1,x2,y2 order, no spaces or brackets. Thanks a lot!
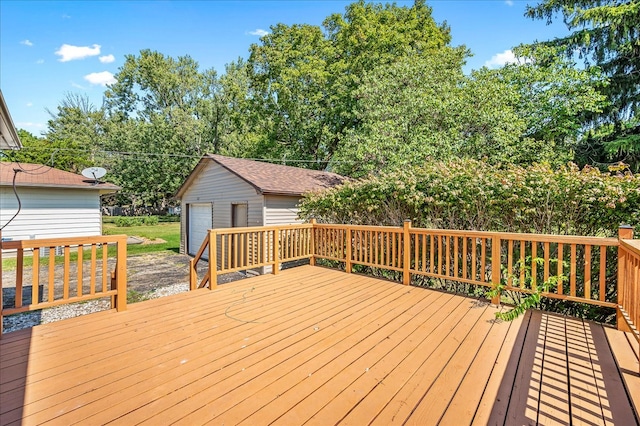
345,226,352,274
115,235,127,312
309,219,316,266
273,228,280,275
403,220,411,285
209,229,218,289
491,234,502,306
189,258,197,291
617,225,634,331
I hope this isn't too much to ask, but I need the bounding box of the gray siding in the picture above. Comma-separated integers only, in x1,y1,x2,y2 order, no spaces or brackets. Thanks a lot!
180,162,264,254
0,187,102,241
264,195,303,226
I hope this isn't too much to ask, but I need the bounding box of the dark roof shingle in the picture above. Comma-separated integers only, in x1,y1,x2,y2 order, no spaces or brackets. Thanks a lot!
177,155,345,197
0,162,120,192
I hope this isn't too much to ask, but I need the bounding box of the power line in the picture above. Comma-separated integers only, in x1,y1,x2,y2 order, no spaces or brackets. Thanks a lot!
1,145,357,164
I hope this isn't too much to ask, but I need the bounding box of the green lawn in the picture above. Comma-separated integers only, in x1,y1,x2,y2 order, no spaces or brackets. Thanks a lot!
102,222,180,256
1,222,180,271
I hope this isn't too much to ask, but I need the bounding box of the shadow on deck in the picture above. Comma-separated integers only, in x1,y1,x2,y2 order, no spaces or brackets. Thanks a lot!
0,266,638,425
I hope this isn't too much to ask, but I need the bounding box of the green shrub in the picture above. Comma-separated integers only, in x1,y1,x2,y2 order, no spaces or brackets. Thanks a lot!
142,216,159,226
301,159,640,236
158,215,180,223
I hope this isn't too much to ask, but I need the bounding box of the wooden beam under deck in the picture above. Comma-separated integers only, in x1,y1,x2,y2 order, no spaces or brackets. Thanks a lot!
1,266,637,425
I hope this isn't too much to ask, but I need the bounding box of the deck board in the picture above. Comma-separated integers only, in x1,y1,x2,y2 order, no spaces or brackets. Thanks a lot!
1,265,638,425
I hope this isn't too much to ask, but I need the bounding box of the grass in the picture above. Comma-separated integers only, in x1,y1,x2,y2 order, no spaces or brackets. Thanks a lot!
1,222,180,271
103,222,180,256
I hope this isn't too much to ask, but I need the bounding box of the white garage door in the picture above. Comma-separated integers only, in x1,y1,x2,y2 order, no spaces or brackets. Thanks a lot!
188,203,212,257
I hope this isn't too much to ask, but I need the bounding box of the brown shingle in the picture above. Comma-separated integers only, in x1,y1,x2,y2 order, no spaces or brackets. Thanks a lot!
0,162,120,192
177,155,345,197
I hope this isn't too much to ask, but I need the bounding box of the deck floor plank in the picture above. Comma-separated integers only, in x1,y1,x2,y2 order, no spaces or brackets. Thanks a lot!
536,313,571,425
19,273,379,424
471,310,532,426
503,309,544,426
89,275,418,425
2,270,357,421
260,292,462,426
0,265,637,426
365,300,493,425
600,325,639,425
564,317,607,426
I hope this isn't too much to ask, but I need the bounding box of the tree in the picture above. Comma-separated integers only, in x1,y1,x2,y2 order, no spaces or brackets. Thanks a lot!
103,50,233,208
331,42,610,177
246,0,452,167
3,93,100,173
526,0,640,169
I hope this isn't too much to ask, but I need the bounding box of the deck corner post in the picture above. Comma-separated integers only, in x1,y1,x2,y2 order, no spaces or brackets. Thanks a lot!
617,225,634,331
209,229,218,288
115,235,127,312
345,226,352,274
310,219,316,266
403,220,411,285
491,234,502,306
273,228,280,275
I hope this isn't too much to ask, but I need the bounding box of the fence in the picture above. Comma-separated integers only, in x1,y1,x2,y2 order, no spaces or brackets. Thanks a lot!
0,233,127,336
190,221,638,342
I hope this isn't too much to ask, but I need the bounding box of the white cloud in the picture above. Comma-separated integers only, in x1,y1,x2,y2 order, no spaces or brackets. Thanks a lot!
505,0,514,5
71,81,86,89
26,102,33,107
99,54,115,63
55,44,101,62
20,39,33,47
36,59,45,64
62,14,71,19
248,29,269,36
484,49,522,68
84,71,116,86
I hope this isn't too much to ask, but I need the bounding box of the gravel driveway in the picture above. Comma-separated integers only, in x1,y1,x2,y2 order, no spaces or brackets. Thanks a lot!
2,252,246,334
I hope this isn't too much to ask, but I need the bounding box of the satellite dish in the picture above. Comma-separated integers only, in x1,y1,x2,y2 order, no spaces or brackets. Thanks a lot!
81,167,107,183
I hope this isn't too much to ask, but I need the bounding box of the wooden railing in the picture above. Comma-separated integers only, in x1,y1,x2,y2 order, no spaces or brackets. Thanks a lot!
1,234,128,336
314,221,621,306
618,226,640,342
189,221,639,337
189,224,313,290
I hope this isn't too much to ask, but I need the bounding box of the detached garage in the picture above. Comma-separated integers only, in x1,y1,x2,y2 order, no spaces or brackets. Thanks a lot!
176,154,345,257
0,162,120,241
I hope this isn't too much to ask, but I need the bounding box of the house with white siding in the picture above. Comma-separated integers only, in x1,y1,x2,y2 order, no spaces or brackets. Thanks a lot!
0,162,120,241
0,90,23,151
176,154,345,257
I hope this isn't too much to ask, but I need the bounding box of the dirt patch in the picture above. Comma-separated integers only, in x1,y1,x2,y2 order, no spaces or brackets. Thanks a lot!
2,252,246,308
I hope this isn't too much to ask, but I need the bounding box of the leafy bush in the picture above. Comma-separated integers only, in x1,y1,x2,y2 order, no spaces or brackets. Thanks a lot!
301,159,638,323
301,159,640,236
113,216,161,227
142,216,159,226
114,217,143,227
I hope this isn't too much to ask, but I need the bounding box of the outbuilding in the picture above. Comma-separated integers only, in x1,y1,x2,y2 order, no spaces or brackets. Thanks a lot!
176,154,345,256
0,162,120,241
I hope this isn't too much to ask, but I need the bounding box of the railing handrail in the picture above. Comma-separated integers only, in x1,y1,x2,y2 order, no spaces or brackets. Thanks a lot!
620,238,640,255
316,223,620,246
2,235,127,250
1,233,128,336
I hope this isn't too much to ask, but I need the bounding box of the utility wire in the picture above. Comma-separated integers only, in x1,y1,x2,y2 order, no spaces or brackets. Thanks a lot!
1,146,357,164
1,169,23,231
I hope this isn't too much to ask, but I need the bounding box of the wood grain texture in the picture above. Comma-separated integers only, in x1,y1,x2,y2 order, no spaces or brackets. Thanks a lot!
0,267,636,426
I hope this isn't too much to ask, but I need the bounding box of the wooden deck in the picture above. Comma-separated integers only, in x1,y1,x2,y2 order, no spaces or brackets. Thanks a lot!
1,266,638,425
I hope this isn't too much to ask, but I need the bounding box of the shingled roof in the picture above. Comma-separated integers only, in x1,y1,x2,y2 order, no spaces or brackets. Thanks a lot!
177,154,345,197
0,162,120,193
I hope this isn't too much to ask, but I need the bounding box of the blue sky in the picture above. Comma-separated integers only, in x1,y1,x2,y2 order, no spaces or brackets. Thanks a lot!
1,0,569,136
